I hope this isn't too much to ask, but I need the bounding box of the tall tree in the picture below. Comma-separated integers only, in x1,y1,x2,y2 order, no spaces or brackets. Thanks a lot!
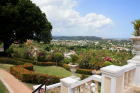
0,0,52,52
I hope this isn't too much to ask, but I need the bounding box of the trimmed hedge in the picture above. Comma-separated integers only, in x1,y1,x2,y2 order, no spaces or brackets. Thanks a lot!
10,66,37,83
0,58,24,65
10,63,63,84
76,68,92,75
35,62,56,66
15,63,33,71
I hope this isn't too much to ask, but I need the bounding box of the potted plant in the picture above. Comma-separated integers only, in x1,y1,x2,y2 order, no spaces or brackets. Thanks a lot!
69,54,79,79
129,19,140,61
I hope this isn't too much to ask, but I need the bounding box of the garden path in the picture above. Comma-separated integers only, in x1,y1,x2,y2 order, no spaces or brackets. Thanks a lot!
0,68,32,93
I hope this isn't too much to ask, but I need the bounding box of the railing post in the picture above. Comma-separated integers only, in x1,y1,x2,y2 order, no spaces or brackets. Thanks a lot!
101,65,125,93
60,77,78,93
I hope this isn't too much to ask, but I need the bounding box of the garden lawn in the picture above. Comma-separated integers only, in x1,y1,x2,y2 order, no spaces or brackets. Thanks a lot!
0,63,14,72
0,80,9,93
34,65,82,77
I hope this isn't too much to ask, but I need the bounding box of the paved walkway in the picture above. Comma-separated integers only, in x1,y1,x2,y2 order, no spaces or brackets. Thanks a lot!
0,68,32,93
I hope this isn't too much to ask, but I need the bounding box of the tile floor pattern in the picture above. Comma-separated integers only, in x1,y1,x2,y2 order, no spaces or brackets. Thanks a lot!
0,68,32,93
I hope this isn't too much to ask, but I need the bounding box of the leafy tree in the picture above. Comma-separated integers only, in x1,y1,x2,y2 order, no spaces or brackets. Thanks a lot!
54,53,63,66
0,0,52,52
132,19,140,36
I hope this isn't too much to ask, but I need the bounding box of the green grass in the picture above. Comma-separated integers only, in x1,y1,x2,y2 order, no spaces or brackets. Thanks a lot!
0,63,14,72
34,65,82,77
0,80,9,93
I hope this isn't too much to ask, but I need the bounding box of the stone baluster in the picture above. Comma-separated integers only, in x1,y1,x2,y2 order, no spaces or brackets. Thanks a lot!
49,90,51,93
74,86,79,93
94,81,99,93
128,70,132,87
60,86,61,93
80,84,85,93
124,72,128,89
54,88,56,93
87,81,92,93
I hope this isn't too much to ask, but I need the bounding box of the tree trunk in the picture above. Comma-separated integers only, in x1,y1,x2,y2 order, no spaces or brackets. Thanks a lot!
3,39,12,52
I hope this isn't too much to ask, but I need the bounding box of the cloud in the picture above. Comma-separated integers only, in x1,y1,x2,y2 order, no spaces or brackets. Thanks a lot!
31,0,115,36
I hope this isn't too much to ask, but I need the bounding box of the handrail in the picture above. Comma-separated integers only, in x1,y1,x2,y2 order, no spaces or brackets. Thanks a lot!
122,64,136,72
32,79,50,93
71,75,102,89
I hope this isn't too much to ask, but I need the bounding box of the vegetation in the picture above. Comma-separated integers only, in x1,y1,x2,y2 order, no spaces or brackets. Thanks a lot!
103,61,113,67
0,0,52,52
54,53,63,66
52,36,102,40
70,54,79,65
132,19,140,36
0,80,9,93
34,65,81,77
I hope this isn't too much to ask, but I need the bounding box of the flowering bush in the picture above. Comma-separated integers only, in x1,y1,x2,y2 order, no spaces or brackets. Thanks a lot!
15,63,33,70
10,63,63,84
106,57,111,61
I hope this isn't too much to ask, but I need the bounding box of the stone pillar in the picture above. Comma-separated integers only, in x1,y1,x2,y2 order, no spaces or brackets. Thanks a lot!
101,65,125,93
127,52,140,87
60,77,78,93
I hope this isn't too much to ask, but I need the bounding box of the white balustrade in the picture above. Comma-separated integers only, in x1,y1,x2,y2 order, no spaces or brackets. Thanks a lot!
123,64,136,91
70,75,102,93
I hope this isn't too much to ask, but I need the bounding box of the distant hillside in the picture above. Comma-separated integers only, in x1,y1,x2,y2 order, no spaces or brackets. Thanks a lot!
52,36,103,40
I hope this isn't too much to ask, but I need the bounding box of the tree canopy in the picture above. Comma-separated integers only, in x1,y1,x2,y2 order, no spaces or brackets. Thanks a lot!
0,0,52,51
132,19,140,36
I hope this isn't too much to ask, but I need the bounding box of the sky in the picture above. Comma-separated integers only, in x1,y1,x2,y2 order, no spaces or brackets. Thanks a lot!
31,0,140,39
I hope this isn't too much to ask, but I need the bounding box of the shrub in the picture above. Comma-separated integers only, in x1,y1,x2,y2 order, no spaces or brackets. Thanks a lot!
0,57,24,65
10,63,63,84
37,51,46,62
61,58,70,64
5,48,14,54
70,54,79,65
80,74,89,80
15,63,33,71
54,53,63,66
22,51,32,60
76,68,92,75
103,61,113,67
